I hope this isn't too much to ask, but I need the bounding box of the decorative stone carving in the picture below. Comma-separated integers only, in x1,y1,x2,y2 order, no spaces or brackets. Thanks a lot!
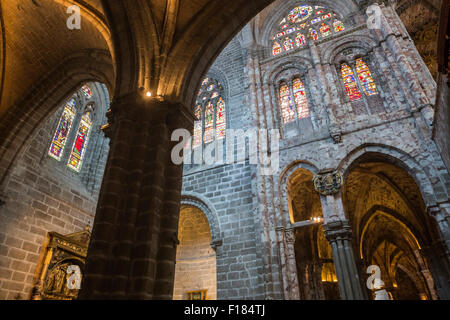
285,228,296,244
329,125,342,144
31,227,91,300
313,171,343,196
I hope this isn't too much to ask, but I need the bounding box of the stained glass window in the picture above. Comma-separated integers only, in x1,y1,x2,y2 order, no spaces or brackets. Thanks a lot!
216,97,226,140
295,33,306,47
81,85,92,99
341,63,362,101
355,58,378,96
194,78,227,147
48,99,77,161
288,5,313,23
333,20,345,32
309,28,319,40
193,105,202,148
204,101,214,144
280,83,295,124
273,42,282,56
283,38,294,51
311,17,321,24
320,23,332,37
271,5,345,56
67,111,93,172
292,78,310,119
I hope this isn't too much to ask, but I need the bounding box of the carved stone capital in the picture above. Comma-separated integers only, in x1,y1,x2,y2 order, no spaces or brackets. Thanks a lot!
313,171,343,196
323,220,353,243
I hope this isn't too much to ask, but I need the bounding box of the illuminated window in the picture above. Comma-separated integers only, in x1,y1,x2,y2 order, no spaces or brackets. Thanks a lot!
273,42,282,56
333,20,345,32
81,85,92,99
67,111,93,172
320,23,332,37
309,28,319,40
204,101,214,144
215,97,226,140
341,63,362,101
193,78,227,147
283,38,294,51
271,5,345,56
48,99,76,161
279,83,295,124
295,33,306,47
355,58,378,96
292,78,310,119
193,105,202,148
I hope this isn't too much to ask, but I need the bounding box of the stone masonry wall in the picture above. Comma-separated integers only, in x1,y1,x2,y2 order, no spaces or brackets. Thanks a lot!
181,36,265,300
0,84,109,300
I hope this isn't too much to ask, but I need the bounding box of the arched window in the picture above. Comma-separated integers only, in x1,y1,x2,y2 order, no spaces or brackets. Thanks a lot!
355,58,378,96
279,83,295,124
340,58,379,102
292,78,310,119
68,110,93,172
193,105,203,148
48,99,76,161
340,63,362,101
215,97,226,140
271,5,345,56
48,84,97,173
204,101,214,144
191,77,227,149
295,33,306,47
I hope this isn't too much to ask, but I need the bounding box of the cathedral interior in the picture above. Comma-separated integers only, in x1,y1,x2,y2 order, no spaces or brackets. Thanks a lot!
0,0,448,300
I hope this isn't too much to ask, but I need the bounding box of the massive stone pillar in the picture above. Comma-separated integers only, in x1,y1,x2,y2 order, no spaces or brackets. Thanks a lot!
314,171,365,300
323,220,365,300
79,93,192,299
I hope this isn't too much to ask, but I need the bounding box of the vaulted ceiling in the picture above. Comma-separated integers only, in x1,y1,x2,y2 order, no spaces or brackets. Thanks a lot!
0,0,276,120
0,0,111,116
395,0,441,77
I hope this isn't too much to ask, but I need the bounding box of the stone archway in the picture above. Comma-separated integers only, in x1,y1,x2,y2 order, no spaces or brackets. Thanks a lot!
342,154,448,299
284,167,341,300
173,205,217,300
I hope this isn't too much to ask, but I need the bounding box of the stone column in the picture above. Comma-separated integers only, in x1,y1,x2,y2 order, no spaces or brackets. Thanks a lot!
313,170,365,300
79,93,192,299
284,228,300,300
323,220,365,300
